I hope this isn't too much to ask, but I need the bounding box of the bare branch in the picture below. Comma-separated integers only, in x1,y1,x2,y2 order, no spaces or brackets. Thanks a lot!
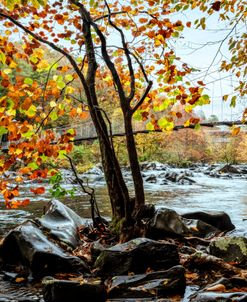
65,154,105,229
70,0,129,111
203,13,244,81
131,80,153,114
104,0,135,102
94,11,127,22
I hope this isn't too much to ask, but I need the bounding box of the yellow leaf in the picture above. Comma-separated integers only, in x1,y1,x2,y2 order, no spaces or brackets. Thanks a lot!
231,127,240,136
184,119,190,127
50,100,57,108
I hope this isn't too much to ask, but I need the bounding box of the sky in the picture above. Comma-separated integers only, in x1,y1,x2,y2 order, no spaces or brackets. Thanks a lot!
171,9,246,121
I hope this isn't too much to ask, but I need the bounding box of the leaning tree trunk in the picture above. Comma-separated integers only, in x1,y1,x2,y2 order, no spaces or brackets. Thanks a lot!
82,17,130,221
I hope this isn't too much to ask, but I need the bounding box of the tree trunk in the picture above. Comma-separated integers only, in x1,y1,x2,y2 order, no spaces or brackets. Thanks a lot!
124,113,145,210
82,18,129,221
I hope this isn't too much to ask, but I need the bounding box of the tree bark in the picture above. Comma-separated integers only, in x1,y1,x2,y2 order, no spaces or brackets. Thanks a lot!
124,113,145,209
82,17,129,221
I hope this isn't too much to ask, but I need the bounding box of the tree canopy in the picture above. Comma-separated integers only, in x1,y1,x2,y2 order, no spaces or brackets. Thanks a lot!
0,0,246,223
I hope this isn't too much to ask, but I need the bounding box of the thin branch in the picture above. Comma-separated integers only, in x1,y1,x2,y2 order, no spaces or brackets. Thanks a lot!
94,10,127,22
131,80,153,114
71,1,129,111
35,77,76,134
203,14,244,81
42,56,64,105
104,0,135,102
66,154,105,229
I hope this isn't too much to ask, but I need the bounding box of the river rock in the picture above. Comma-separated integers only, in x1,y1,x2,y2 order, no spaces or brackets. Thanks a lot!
0,221,89,278
181,211,235,232
94,238,179,276
84,166,103,176
210,237,247,267
140,161,167,171
43,278,106,302
218,164,241,174
189,291,247,301
183,218,220,238
39,199,87,249
146,208,190,239
108,265,186,299
145,174,158,183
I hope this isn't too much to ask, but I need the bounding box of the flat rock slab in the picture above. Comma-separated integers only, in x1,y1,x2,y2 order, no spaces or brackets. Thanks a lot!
0,221,89,278
94,238,179,276
108,265,186,299
210,236,247,267
43,279,106,302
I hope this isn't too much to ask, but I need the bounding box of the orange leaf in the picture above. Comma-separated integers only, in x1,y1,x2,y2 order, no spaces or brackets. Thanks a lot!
30,187,45,195
231,127,240,136
11,199,30,208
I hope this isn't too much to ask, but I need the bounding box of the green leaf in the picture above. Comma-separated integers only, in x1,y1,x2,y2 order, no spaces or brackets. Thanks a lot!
65,74,73,82
28,162,39,170
67,128,75,135
50,111,58,121
58,150,67,159
0,126,8,136
0,52,6,64
230,96,237,107
57,81,66,89
21,130,34,138
194,124,201,131
24,78,33,85
26,105,37,117
146,122,154,131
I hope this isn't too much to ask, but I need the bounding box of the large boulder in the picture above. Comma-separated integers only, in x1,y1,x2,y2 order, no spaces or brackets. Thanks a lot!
181,211,235,232
210,237,247,267
43,278,106,302
108,265,186,299
94,238,179,276
147,208,190,239
0,221,89,278
39,199,88,248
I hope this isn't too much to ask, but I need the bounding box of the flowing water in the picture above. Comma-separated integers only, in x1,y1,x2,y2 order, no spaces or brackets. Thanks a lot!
0,164,247,301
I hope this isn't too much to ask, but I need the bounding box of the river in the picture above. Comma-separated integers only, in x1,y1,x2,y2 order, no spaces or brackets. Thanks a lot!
0,163,247,237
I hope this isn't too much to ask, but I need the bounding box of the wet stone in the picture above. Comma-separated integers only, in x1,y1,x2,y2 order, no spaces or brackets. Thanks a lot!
39,199,88,249
94,238,179,277
210,236,247,267
0,221,89,278
147,208,190,239
108,265,186,300
183,218,220,238
42,278,106,302
181,211,235,232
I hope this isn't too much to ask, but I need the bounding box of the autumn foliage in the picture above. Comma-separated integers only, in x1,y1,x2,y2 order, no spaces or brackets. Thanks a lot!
0,0,246,219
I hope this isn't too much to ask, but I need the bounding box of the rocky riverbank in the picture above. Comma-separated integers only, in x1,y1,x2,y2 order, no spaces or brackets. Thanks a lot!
1,198,247,302
0,162,247,301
